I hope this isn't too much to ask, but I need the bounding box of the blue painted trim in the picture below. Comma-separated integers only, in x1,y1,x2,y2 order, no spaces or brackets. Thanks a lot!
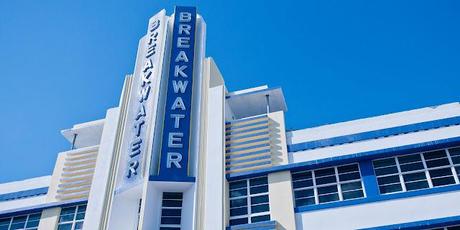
359,214,460,230
295,184,460,213
149,175,196,182
0,187,48,202
226,149,270,160
226,137,269,148
226,160,271,171
288,116,460,152
226,87,282,99
226,114,267,125
227,136,460,181
359,161,379,198
226,220,277,230
226,131,270,142
226,155,272,165
0,198,87,218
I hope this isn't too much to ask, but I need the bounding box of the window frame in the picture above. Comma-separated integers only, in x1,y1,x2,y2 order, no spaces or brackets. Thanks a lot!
228,176,270,226
291,163,366,207
57,204,86,230
373,147,460,195
0,212,41,230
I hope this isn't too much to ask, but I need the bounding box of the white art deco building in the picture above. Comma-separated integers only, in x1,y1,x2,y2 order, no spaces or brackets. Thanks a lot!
1,6,460,230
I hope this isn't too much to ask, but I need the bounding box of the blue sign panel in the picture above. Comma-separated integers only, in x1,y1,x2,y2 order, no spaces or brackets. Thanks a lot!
158,6,197,180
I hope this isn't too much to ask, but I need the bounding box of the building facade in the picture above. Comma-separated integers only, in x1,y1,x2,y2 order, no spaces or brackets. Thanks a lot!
1,6,460,230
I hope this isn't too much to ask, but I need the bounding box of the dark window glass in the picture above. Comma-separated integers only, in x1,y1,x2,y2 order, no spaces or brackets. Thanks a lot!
230,207,247,216
318,193,339,203
291,171,312,181
292,179,313,189
375,166,399,176
339,172,361,181
317,185,338,195
296,197,316,206
456,166,460,175
59,214,74,223
449,147,460,156
294,189,314,198
373,158,396,168
429,168,454,178
447,226,460,230
405,181,429,191
251,215,270,223
425,158,450,168
159,227,180,230
250,177,267,187
161,217,181,225
229,180,246,190
452,156,460,164
342,190,364,200
229,218,248,226
163,192,183,200
341,181,362,192
162,200,182,207
314,168,335,177
398,154,422,164
230,188,247,198
162,209,181,217
432,177,456,187
378,175,401,185
251,195,269,205
337,164,359,174
230,198,247,208
57,224,72,230
399,162,424,172
402,172,427,182
251,204,269,213
379,184,402,194
423,150,447,160
315,176,336,185
74,222,83,230
250,185,268,194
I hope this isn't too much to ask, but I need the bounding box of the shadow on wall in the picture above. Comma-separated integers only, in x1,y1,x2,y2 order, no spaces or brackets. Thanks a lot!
269,117,285,166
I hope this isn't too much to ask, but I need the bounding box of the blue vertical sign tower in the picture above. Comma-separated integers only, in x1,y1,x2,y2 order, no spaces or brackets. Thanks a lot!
158,6,197,181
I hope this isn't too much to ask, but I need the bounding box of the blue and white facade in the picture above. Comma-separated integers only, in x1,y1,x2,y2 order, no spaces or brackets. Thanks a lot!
1,6,460,230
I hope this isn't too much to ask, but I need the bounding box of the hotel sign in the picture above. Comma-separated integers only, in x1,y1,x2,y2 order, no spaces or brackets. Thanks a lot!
158,6,197,180
122,10,167,184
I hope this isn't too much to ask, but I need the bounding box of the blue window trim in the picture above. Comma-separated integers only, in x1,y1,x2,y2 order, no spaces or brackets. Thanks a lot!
149,175,196,182
226,220,277,230
359,214,460,230
227,136,460,181
288,116,460,152
0,198,87,218
295,183,460,213
0,187,48,202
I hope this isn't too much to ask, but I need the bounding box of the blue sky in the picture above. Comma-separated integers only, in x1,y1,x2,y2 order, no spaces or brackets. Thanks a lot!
0,0,459,183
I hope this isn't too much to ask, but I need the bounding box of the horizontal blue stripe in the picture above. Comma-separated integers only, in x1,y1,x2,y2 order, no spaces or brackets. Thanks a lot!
226,120,268,131
226,160,271,171
226,137,269,148
226,131,270,142
295,184,460,213
0,187,48,202
288,116,460,152
226,125,269,136
225,114,267,125
0,198,87,218
226,143,270,153
226,149,271,160
226,220,277,230
226,155,272,166
360,214,460,230
227,136,460,181
149,175,196,182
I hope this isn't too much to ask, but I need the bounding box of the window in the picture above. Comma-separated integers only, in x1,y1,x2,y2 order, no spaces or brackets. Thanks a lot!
0,213,41,230
229,176,270,226
373,147,460,195
160,192,183,230
57,204,86,230
291,163,365,207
